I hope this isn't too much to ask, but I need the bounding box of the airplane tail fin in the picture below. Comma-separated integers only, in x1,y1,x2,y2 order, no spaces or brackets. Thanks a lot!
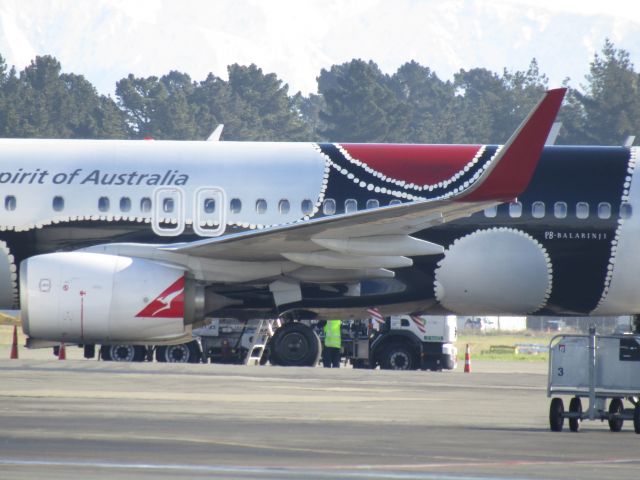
462,88,566,202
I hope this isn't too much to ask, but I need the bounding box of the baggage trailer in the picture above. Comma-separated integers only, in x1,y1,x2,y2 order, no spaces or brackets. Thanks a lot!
547,330,640,433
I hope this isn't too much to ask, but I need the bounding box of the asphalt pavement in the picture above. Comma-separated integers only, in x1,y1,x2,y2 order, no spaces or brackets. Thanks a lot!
0,358,638,479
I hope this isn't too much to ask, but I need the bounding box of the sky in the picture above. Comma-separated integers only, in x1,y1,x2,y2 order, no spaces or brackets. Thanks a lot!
0,0,639,97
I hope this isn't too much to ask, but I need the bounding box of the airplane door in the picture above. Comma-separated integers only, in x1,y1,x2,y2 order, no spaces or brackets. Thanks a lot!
194,187,227,237
152,188,185,236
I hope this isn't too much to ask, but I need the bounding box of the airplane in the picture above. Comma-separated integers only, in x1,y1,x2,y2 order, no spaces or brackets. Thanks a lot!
6,87,635,365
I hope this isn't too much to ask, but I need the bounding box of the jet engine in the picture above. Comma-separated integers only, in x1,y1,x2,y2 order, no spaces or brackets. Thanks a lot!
434,228,552,315
20,252,203,344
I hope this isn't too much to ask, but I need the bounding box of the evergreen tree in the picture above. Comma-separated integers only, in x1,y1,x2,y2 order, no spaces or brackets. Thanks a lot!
391,61,460,143
453,60,548,143
4,55,127,138
318,59,408,142
561,39,640,145
116,74,167,138
453,67,507,143
224,63,310,141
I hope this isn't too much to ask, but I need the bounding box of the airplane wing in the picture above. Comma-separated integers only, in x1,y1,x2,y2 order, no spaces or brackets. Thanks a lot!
164,88,566,261
86,88,565,285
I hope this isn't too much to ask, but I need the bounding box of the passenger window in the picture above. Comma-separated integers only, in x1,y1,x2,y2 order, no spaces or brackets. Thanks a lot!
508,201,522,218
323,198,336,215
255,199,267,214
554,202,567,219
366,199,379,209
484,206,497,218
389,199,402,206
345,199,357,213
230,198,242,214
120,197,131,212
140,197,152,213
204,198,216,214
98,196,110,212
4,195,15,211
278,199,290,214
301,199,313,215
52,196,64,212
576,202,589,219
621,202,633,219
598,202,611,219
163,198,174,213
531,201,545,219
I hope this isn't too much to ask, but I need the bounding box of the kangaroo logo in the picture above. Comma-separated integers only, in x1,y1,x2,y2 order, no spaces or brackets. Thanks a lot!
135,276,185,318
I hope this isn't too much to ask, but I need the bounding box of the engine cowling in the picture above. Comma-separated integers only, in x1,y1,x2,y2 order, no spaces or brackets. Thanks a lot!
20,252,203,344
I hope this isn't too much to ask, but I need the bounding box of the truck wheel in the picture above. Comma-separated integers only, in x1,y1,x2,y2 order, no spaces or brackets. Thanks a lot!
608,398,624,432
443,355,455,370
380,343,416,370
568,397,582,432
156,341,201,363
549,397,564,432
634,404,640,434
102,344,145,362
269,322,320,367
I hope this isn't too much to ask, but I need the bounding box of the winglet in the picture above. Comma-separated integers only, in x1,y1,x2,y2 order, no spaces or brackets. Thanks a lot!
462,88,566,202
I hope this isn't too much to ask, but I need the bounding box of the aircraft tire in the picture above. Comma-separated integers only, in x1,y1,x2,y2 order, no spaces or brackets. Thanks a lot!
549,397,564,432
269,322,320,367
568,397,582,432
608,398,624,432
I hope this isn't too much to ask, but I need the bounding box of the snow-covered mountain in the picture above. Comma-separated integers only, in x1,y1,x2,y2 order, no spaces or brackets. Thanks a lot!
0,0,639,96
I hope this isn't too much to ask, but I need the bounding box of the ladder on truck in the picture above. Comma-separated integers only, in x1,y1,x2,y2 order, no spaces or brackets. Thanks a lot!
245,319,281,365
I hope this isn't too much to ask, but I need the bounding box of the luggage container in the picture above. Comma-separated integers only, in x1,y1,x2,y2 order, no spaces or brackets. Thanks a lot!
547,330,640,432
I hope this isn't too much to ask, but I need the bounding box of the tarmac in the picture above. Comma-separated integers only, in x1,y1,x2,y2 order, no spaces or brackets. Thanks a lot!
1,356,639,480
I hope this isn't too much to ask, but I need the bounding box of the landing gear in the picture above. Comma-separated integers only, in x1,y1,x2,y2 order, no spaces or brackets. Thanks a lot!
269,322,321,367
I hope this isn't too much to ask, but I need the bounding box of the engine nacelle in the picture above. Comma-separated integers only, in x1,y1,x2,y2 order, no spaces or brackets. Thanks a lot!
21,252,203,344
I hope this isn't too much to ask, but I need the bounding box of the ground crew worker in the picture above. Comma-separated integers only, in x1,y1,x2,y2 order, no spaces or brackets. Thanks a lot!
322,319,342,368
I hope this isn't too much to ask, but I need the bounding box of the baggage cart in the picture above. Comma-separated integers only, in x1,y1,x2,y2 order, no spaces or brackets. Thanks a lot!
547,330,640,432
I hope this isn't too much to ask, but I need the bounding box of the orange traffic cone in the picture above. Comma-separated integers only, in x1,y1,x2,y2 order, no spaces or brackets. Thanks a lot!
9,325,18,359
464,344,471,373
58,342,66,360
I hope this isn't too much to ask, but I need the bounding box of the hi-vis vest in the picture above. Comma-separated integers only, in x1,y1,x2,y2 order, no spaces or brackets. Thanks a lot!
324,320,342,348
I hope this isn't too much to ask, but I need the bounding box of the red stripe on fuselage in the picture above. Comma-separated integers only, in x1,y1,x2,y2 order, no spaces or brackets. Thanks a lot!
339,144,482,185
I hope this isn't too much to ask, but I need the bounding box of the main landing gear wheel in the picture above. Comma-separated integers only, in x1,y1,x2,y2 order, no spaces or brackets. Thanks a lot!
568,397,582,432
269,322,321,367
549,397,564,432
608,398,624,432
156,341,201,363
101,344,146,362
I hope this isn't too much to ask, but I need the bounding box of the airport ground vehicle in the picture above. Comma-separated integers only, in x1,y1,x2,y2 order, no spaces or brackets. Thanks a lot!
191,315,458,370
341,315,457,370
94,315,457,370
